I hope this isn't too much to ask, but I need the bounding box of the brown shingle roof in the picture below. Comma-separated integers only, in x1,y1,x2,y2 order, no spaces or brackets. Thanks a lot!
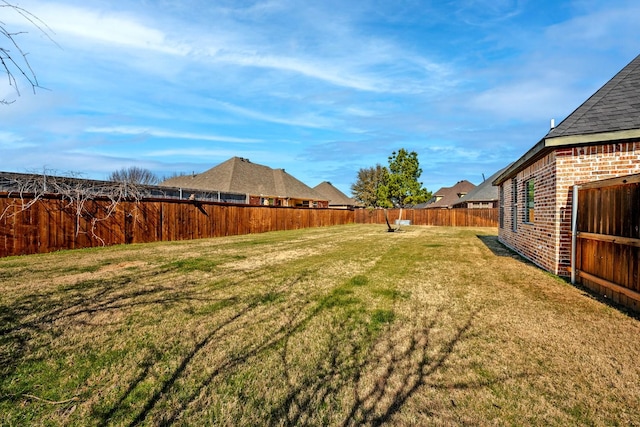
313,182,358,206
161,157,326,201
494,54,640,185
418,180,476,209
547,54,640,138
452,166,510,207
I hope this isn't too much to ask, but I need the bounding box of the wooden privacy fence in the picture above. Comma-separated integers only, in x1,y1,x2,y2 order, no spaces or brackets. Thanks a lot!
0,195,354,258
355,208,499,227
0,194,498,258
573,174,640,311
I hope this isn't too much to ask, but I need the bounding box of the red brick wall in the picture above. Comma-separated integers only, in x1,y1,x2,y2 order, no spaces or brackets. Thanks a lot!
498,141,640,276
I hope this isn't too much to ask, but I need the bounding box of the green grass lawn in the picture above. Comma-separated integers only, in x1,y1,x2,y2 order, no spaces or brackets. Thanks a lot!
1,224,639,426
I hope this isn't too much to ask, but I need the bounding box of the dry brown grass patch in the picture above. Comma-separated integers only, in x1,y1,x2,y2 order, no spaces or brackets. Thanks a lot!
1,225,639,426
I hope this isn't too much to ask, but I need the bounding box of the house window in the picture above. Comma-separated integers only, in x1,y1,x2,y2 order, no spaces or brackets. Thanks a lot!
511,178,517,232
499,186,504,228
525,179,534,223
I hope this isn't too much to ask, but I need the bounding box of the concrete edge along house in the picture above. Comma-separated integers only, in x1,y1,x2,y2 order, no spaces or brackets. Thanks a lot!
493,53,640,277
162,157,329,208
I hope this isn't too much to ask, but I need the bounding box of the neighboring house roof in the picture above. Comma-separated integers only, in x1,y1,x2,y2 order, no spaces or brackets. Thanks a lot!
417,180,476,209
161,157,326,201
494,53,640,185
452,166,510,208
313,182,358,207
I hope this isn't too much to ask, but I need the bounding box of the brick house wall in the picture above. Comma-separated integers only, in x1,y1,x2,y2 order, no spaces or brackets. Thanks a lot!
498,141,640,276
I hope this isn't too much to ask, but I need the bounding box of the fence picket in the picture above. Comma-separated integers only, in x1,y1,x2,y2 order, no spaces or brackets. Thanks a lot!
0,194,498,258
576,178,640,311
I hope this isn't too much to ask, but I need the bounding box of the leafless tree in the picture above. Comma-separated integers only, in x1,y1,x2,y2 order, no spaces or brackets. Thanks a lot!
0,170,149,245
1,1,55,104
108,166,160,186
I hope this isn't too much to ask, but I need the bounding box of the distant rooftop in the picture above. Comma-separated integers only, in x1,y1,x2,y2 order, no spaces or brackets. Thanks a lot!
162,157,326,201
313,182,358,207
417,180,476,209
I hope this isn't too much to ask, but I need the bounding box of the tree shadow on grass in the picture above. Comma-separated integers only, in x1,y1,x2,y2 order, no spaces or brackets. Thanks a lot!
268,307,494,426
2,268,532,426
0,269,211,409
125,274,329,426
124,297,526,426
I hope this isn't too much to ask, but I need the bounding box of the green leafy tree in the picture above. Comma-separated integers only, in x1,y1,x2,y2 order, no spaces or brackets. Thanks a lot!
351,164,387,208
377,149,430,228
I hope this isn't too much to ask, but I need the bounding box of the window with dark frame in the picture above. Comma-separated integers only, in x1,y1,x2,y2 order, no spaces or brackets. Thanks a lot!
525,179,534,223
511,178,517,232
499,185,504,228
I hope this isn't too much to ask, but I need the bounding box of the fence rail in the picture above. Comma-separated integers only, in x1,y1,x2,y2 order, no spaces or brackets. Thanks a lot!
355,208,498,227
0,194,498,258
575,174,640,311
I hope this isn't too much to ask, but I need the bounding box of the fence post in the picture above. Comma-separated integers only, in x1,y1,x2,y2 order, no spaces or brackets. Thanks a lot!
571,184,579,285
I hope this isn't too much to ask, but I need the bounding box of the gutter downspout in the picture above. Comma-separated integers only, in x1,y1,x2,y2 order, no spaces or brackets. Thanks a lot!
571,185,578,284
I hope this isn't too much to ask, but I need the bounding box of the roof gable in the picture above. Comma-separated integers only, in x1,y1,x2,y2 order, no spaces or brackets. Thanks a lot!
313,182,357,206
453,166,509,206
161,157,326,200
548,54,640,139
494,54,640,185
420,180,476,208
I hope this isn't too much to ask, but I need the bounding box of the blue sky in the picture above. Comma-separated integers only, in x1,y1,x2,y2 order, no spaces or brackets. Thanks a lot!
2,0,639,195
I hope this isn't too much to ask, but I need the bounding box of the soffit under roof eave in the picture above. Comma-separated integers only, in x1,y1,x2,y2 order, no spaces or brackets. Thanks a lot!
544,128,640,147
492,128,640,186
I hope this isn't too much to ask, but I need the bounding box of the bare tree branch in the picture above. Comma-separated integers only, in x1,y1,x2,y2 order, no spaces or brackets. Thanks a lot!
0,170,149,245
108,166,161,186
1,1,56,103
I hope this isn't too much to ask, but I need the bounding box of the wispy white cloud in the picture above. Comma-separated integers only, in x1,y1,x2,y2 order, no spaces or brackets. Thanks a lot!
544,3,640,50
209,100,337,129
469,80,571,121
16,1,454,95
4,0,640,196
144,148,245,158
212,52,383,92
453,0,525,26
425,145,483,162
0,131,36,149
85,126,262,144
464,2,640,124
14,2,190,55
